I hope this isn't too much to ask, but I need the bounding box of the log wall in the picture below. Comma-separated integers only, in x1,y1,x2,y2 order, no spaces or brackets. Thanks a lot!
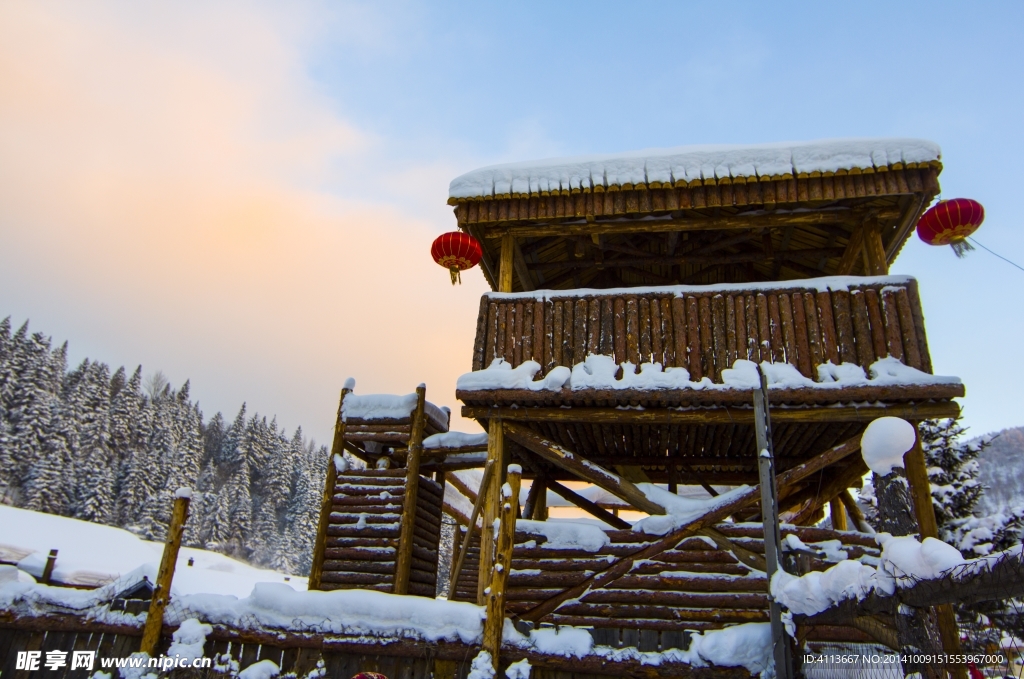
322,469,444,598
451,523,879,645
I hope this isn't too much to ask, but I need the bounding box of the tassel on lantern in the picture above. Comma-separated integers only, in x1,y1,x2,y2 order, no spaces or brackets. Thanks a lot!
450,267,461,285
950,239,975,258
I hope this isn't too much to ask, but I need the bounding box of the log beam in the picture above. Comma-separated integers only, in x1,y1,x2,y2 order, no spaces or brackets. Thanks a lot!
503,422,665,515
480,208,902,239
545,478,632,530
464,400,959,425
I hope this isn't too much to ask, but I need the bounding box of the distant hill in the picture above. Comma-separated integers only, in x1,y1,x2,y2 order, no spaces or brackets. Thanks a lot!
974,426,1024,514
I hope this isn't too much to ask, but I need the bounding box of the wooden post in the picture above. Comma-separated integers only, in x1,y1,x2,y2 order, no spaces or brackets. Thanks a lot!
394,384,427,595
905,423,964,678
753,369,794,679
40,549,58,585
478,418,504,604
308,384,352,590
449,460,495,596
829,496,848,531
140,490,191,656
838,489,873,533
862,220,889,276
499,232,515,292
482,464,522,670
903,425,939,541
523,478,544,520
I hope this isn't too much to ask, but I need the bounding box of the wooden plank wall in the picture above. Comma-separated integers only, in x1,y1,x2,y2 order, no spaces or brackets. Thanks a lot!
321,469,444,598
472,281,931,379
452,524,878,645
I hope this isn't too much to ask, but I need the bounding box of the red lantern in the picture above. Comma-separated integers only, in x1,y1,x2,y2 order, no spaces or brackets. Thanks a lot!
916,198,985,258
351,673,388,679
431,231,482,285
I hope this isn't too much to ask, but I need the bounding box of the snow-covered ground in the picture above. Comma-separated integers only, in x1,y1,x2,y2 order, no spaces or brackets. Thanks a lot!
0,505,303,597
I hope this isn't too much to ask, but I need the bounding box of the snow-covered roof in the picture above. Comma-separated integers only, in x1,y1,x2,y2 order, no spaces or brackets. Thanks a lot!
449,138,941,201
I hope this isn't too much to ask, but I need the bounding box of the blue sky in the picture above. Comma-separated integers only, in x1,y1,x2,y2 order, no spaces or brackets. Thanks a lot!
1,2,1022,444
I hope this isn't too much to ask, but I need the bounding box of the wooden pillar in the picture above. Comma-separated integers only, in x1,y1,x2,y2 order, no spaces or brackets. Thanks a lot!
308,385,352,590
40,549,58,585
904,424,964,677
838,489,873,533
862,220,889,275
478,418,504,603
482,464,522,670
874,456,945,678
829,496,848,531
394,384,427,595
904,425,939,540
498,232,515,292
140,490,191,656
753,369,795,679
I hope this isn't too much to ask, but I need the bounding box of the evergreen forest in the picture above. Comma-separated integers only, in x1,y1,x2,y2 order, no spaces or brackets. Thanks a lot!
0,317,326,576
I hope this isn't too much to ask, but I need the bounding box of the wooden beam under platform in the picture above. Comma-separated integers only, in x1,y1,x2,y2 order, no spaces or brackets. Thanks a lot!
479,207,902,239
503,421,665,516
464,400,959,425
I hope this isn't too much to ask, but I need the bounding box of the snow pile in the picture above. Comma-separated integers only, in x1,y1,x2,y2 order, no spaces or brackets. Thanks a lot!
0,505,304,596
467,651,495,679
449,138,940,199
459,355,958,394
0,565,35,585
457,359,570,392
174,583,484,643
342,393,449,427
878,534,965,581
423,431,488,449
861,417,917,475
504,658,531,679
238,660,280,679
632,484,752,535
569,355,692,390
166,618,212,663
516,519,611,551
772,560,893,616
527,626,595,657
687,622,772,674
772,533,970,618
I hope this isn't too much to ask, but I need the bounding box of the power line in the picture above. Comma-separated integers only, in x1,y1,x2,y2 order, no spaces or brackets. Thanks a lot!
966,237,1024,274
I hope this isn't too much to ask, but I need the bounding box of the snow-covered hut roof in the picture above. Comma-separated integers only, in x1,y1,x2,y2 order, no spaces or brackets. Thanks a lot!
449,138,941,201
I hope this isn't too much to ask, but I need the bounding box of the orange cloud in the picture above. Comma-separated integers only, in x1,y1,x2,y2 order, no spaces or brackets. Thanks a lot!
0,4,488,442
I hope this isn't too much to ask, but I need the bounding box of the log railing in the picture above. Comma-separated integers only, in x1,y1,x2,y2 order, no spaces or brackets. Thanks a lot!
471,276,933,382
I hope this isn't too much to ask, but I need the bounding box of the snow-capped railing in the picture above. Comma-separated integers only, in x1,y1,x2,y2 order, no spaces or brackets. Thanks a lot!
466,276,958,401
